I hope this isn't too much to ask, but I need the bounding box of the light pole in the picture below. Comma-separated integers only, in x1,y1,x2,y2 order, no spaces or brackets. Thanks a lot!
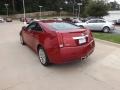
65,0,76,17
75,9,78,18
4,4,9,17
73,0,76,17
22,0,26,24
39,6,43,19
77,3,82,19
12,0,15,14
60,8,63,18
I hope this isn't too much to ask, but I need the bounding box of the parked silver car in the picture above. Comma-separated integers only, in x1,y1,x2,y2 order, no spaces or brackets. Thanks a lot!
75,19,115,33
72,18,82,23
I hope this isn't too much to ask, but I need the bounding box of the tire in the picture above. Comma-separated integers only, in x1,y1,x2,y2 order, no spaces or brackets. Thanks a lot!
79,25,84,29
20,35,25,45
103,27,110,33
38,47,50,66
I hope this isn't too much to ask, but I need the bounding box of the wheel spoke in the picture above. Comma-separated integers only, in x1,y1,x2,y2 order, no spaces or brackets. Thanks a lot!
39,49,46,64
103,27,110,33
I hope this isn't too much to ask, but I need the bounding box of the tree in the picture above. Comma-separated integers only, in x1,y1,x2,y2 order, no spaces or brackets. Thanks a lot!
109,1,120,10
0,0,82,15
84,0,109,17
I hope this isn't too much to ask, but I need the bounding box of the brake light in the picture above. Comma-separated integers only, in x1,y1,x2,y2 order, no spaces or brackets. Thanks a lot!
84,29,93,42
57,33,64,48
59,44,64,48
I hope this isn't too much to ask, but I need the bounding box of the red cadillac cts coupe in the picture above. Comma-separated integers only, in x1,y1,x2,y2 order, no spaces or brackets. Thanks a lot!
20,20,95,66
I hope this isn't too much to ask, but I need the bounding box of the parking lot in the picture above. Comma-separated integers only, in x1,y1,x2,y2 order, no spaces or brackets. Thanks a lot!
0,21,120,90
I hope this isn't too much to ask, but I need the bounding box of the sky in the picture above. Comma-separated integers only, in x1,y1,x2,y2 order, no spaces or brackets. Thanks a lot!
109,0,120,4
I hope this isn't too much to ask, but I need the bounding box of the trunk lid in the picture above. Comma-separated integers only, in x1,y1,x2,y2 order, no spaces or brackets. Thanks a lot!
57,29,89,47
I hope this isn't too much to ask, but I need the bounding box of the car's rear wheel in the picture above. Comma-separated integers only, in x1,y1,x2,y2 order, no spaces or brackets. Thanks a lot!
20,35,25,45
79,25,84,29
38,47,50,66
103,27,110,33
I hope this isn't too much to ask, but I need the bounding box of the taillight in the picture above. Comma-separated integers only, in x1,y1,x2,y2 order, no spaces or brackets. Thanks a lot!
88,31,94,42
84,29,93,42
57,33,64,48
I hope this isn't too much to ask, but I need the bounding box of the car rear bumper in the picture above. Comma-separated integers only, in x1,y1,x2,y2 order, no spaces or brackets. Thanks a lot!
110,25,115,31
51,40,95,64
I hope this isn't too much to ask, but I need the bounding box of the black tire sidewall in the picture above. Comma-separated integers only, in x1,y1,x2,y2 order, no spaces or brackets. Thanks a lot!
103,27,110,33
38,47,50,66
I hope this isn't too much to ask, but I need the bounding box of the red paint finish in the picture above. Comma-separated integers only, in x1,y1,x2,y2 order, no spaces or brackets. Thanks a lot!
20,20,95,64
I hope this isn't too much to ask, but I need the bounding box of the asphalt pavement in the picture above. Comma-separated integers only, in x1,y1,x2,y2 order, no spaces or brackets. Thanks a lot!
0,21,120,90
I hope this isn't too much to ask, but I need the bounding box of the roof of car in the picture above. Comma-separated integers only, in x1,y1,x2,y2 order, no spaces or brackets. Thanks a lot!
39,19,63,23
88,19,105,21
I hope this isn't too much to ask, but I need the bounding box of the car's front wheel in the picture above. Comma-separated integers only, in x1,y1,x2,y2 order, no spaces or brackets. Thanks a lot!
103,27,110,33
38,47,50,66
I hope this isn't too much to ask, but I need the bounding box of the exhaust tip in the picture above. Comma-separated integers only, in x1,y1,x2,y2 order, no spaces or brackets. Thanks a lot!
81,56,87,60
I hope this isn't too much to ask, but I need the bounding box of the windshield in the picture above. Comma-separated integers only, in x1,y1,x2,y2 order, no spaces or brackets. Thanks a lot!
47,22,80,31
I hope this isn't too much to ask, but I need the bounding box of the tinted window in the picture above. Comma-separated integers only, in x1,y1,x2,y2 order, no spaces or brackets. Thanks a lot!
27,22,36,30
97,20,105,23
35,23,43,31
87,20,97,23
47,22,80,30
27,22,42,31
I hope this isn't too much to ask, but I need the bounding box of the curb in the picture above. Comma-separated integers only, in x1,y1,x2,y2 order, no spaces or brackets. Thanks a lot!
95,38,120,48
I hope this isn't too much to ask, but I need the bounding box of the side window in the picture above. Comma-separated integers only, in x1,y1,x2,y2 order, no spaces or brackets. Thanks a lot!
34,23,43,32
27,22,36,30
97,20,105,23
88,20,97,23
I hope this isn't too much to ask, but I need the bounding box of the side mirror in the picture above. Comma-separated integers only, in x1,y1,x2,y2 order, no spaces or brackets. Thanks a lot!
22,26,26,30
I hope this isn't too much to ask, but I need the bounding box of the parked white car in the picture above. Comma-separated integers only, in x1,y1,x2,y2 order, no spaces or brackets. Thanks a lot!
75,19,115,33
72,18,82,23
53,17,63,21
0,17,4,23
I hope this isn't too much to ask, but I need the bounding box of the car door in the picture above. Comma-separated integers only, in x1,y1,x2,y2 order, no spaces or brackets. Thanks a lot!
86,20,98,31
96,20,106,31
31,23,46,51
22,22,36,48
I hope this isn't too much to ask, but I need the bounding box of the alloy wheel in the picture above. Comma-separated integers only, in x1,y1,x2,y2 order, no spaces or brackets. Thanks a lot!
38,48,48,65
103,27,110,33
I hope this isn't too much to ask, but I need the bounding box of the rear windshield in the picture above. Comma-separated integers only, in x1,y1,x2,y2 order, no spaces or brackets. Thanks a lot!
47,22,80,31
